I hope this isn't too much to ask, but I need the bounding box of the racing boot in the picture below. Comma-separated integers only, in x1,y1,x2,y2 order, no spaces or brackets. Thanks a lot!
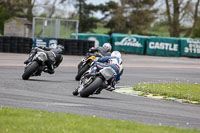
105,85,115,91
46,64,55,74
44,67,55,74
47,69,55,74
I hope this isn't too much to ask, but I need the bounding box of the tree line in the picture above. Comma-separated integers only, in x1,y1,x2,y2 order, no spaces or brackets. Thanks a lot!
0,0,200,38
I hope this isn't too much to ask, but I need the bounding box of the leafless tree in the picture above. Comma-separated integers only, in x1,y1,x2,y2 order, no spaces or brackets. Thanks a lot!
26,0,36,21
165,0,200,37
184,0,200,37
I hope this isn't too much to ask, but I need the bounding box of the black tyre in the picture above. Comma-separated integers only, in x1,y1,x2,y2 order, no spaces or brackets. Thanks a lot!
80,77,103,97
75,64,90,81
22,61,39,80
78,61,83,70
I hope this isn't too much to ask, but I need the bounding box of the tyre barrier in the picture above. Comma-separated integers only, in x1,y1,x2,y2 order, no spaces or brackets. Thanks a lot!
0,36,94,55
0,36,32,53
57,39,94,55
1,35,200,58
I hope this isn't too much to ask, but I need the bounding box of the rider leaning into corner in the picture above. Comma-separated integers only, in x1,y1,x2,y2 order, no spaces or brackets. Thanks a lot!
88,43,112,57
93,51,124,92
24,44,65,74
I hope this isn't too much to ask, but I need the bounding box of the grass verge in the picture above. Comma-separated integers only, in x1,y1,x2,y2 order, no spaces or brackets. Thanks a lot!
0,107,199,133
133,83,200,102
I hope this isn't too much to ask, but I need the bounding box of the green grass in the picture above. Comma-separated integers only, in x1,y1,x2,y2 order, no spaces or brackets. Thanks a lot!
144,30,188,37
93,23,110,34
144,30,170,37
133,83,200,102
34,23,76,38
93,27,110,34
0,107,199,133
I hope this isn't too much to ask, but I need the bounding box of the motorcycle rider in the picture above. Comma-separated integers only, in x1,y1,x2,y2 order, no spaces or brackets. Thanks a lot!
88,43,112,57
72,51,123,96
24,44,65,74
77,42,112,70
93,51,124,92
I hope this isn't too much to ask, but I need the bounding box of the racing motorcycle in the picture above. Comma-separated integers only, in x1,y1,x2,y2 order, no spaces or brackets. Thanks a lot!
22,48,55,80
73,66,116,97
75,52,103,81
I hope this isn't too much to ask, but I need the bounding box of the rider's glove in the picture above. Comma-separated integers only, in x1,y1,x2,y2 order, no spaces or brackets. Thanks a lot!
89,47,95,52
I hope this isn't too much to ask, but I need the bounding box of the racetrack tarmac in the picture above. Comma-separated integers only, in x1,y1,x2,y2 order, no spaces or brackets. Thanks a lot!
0,52,200,129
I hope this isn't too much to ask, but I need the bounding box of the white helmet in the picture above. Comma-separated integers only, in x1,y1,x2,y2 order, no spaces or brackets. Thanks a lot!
103,43,112,52
111,51,121,58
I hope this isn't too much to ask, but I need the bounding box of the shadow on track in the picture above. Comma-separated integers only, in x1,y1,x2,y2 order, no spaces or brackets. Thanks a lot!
88,96,118,100
69,95,118,101
22,79,65,83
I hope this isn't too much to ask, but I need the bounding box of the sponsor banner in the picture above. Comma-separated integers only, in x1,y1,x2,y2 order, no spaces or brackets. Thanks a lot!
32,38,57,48
146,37,180,57
112,33,146,54
71,33,110,47
180,38,200,57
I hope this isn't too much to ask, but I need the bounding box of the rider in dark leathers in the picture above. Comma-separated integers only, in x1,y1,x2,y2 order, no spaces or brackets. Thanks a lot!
88,43,112,57
77,43,112,70
24,45,64,74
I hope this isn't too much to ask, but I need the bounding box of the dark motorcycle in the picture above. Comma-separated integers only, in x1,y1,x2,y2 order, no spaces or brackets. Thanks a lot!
75,52,103,81
22,48,55,80
73,66,116,97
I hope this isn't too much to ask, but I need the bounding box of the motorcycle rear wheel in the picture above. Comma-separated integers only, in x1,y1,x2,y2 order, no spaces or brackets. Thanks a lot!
80,77,103,97
22,61,39,80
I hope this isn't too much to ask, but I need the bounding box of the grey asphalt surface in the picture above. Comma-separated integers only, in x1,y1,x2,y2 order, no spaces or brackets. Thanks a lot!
0,53,200,130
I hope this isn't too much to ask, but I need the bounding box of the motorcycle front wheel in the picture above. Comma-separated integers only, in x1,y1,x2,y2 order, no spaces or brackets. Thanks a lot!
75,64,90,81
78,61,84,70
22,61,39,80
80,77,103,97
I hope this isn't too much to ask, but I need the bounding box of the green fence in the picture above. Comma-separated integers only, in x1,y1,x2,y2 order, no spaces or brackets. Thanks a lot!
146,37,180,57
111,33,146,55
71,33,110,47
180,38,200,57
69,33,200,58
